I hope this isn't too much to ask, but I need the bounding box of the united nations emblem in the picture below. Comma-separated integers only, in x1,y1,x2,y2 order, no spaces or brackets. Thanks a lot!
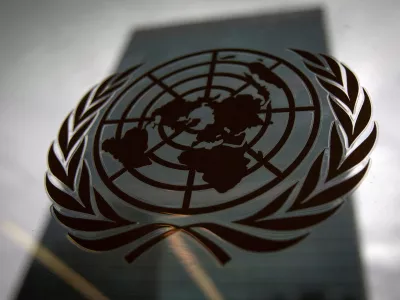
46,49,377,264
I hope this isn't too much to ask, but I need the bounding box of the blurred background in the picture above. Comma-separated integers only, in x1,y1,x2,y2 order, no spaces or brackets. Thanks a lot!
0,1,398,299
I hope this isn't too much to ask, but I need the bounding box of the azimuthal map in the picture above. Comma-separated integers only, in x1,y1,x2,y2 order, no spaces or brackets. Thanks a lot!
103,62,277,193
94,49,320,214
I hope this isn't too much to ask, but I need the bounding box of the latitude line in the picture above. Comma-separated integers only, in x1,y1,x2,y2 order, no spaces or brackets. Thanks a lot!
182,169,196,209
246,148,283,178
204,52,218,100
108,128,185,182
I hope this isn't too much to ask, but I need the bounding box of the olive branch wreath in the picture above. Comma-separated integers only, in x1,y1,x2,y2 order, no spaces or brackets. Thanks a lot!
46,50,377,265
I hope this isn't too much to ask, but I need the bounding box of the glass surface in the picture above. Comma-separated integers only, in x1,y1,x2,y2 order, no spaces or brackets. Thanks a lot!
14,9,367,300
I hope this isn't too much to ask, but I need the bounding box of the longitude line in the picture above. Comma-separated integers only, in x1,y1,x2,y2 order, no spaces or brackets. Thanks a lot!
204,52,218,99
246,148,283,178
146,128,184,154
148,73,183,100
269,61,281,70
231,61,282,97
182,169,196,209
110,168,127,181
